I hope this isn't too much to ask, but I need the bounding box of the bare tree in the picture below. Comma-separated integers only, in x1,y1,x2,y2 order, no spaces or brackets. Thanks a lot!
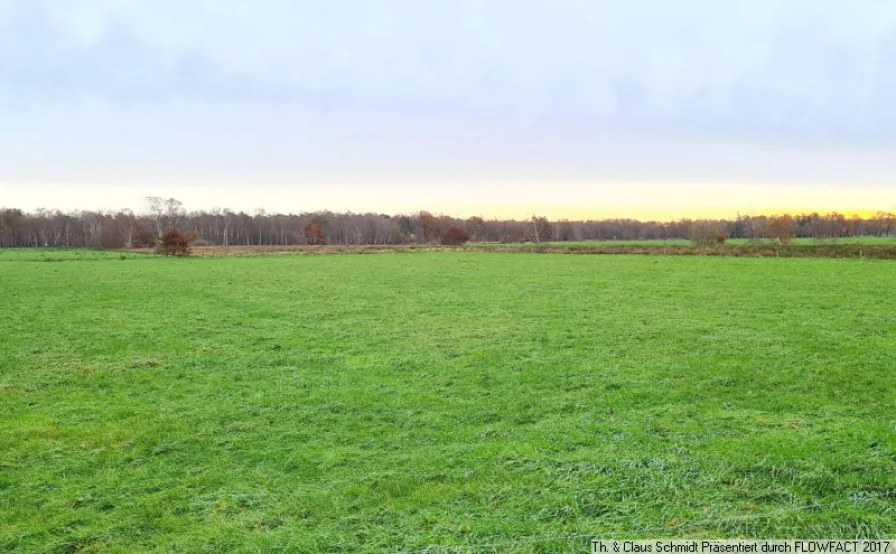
876,211,895,237
768,214,797,244
165,198,185,231
528,215,552,243
466,216,486,241
146,197,165,238
3,204,896,249
146,197,185,238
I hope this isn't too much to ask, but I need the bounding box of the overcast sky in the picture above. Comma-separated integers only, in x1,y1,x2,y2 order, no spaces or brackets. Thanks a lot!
2,0,895,217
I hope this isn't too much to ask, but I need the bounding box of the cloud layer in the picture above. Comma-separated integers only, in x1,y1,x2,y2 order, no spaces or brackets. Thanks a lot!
2,1,895,213
5,1,896,136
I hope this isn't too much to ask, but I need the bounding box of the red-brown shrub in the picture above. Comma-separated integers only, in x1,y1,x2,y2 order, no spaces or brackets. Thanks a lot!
441,226,470,245
155,228,192,256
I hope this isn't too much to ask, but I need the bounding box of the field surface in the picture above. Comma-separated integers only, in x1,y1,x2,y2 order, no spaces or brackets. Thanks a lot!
0,249,151,262
500,237,896,248
1,253,895,553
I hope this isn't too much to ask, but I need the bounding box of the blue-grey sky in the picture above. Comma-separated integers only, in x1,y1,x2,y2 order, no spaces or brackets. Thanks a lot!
2,0,895,217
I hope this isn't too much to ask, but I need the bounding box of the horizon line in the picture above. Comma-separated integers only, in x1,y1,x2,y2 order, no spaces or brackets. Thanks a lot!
1,203,891,222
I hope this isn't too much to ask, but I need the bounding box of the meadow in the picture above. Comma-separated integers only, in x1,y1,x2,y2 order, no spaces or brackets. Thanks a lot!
501,237,896,248
1,252,895,553
0,249,151,262
127,238,896,260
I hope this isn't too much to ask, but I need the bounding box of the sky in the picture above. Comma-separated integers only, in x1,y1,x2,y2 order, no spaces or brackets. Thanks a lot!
1,0,895,219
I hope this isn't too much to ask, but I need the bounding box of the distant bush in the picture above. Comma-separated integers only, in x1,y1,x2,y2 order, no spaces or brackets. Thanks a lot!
155,228,191,257
715,232,728,245
441,227,470,246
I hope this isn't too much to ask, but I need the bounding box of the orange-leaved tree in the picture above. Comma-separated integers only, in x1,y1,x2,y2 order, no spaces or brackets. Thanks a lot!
303,223,326,245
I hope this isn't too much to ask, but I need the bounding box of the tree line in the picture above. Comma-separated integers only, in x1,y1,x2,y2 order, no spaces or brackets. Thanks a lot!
0,197,894,248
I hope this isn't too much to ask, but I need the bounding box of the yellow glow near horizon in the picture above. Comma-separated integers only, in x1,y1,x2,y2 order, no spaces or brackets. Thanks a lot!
2,182,894,221
426,205,886,221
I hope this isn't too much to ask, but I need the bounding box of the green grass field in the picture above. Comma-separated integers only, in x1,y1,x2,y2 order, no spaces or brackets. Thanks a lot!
0,249,151,262
2,253,895,553
498,237,896,248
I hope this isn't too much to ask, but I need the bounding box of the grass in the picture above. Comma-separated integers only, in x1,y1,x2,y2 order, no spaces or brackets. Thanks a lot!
1,252,895,553
474,243,896,260
535,237,896,247
482,237,896,249
116,239,896,260
0,248,151,262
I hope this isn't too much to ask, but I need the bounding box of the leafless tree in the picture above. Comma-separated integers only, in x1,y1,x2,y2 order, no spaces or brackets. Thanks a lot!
2,204,895,249
528,215,552,243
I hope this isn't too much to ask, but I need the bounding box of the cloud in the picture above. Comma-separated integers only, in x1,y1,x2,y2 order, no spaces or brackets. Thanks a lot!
3,1,895,131
1,0,895,197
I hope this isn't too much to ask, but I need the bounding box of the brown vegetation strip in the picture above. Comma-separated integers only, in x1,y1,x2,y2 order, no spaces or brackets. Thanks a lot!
127,243,896,259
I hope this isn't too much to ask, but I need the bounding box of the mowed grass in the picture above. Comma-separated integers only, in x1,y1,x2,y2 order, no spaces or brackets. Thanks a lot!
497,237,896,248
1,253,895,553
0,249,151,262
